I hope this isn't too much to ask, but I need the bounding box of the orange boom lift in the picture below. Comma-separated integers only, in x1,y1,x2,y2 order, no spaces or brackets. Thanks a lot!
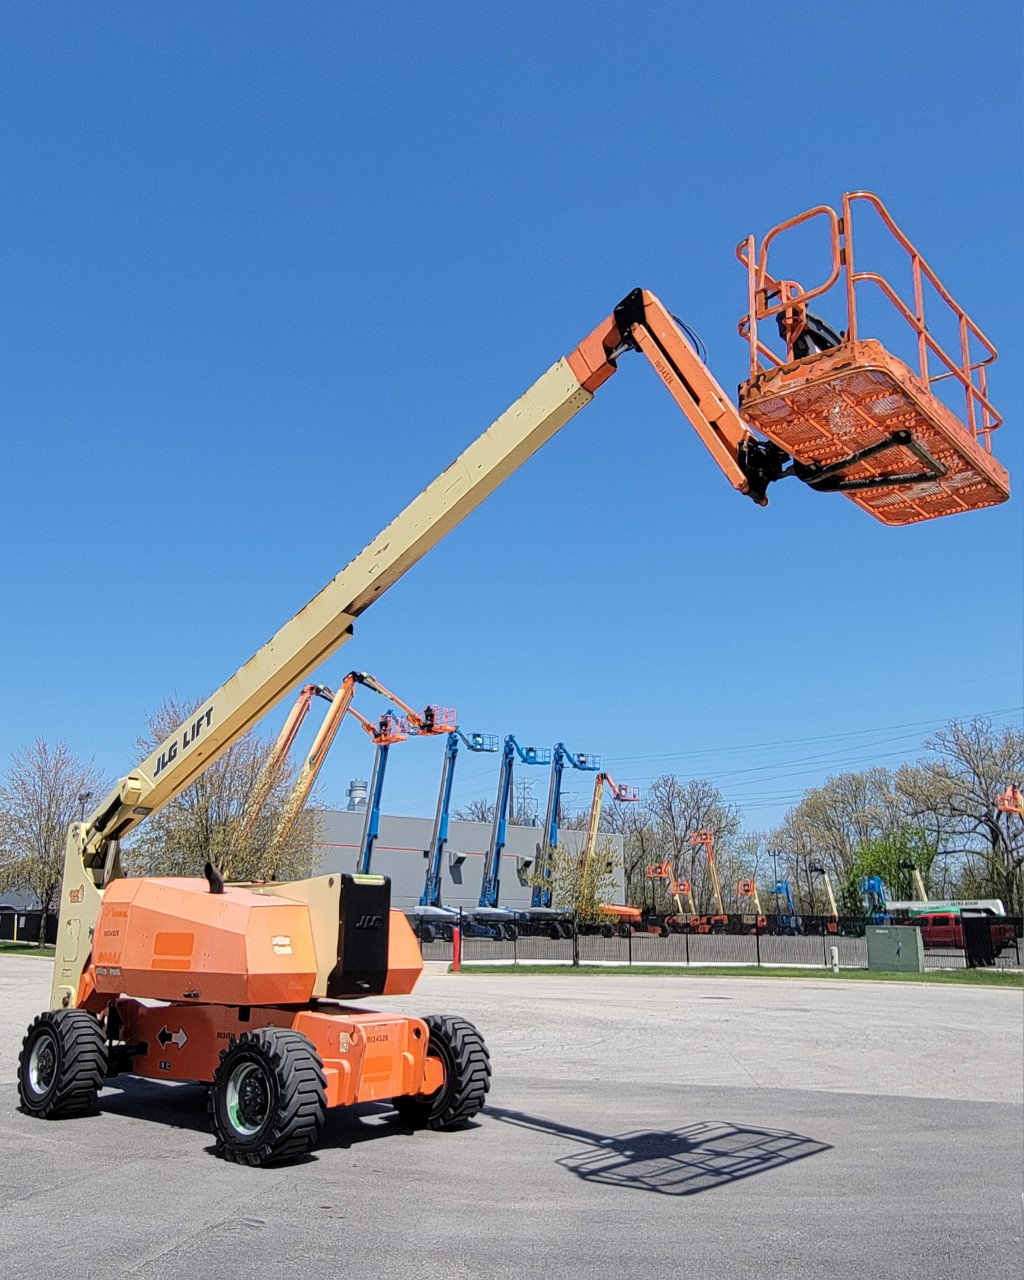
689,830,730,934
19,194,1009,1165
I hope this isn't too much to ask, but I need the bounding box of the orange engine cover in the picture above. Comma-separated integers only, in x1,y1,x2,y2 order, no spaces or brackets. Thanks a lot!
91,878,318,1006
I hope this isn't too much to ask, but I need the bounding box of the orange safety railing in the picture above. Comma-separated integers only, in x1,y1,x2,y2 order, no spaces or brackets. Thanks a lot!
737,191,1001,454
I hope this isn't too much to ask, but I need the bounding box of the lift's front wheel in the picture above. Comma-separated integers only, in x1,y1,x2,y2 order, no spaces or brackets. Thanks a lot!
209,1027,326,1166
392,1014,490,1131
18,1009,107,1118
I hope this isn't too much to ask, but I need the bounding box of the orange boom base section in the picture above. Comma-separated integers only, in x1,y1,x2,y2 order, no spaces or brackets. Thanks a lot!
111,1001,443,1105
89,878,319,1005
83,875,423,1007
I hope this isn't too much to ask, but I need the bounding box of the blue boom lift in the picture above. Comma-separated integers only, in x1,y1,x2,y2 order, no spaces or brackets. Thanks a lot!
533,744,602,908
421,729,500,908
770,880,800,935
464,735,551,939
515,743,601,937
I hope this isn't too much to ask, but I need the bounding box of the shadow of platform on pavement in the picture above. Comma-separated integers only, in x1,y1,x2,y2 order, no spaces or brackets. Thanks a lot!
488,1107,831,1196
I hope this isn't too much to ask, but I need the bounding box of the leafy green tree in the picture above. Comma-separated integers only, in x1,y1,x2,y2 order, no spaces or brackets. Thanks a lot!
770,767,906,911
840,825,939,914
531,833,620,923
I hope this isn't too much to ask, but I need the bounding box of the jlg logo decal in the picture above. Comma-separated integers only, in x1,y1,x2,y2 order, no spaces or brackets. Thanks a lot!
154,707,214,778
355,914,382,929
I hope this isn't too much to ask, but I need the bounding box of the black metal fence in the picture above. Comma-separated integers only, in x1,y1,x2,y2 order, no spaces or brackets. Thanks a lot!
0,909,57,945
414,914,1023,972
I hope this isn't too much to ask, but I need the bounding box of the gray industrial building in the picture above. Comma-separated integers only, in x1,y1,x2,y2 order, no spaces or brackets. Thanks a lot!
312,808,625,912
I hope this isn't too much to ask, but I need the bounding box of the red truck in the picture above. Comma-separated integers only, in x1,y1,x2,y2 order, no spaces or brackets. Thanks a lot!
912,912,1016,955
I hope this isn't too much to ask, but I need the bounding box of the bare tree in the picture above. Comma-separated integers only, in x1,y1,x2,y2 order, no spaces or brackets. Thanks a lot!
601,800,661,905
643,775,740,912
770,767,906,911
0,739,106,933
897,717,1024,913
454,794,538,826
724,831,772,913
125,697,316,882
454,798,496,824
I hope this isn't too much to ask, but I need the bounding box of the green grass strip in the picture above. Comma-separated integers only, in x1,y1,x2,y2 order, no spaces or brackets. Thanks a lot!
452,963,1022,987
0,942,55,958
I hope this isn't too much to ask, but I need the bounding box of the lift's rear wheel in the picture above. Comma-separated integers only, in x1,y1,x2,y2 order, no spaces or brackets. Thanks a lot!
18,1009,107,1118
210,1028,326,1166
420,923,436,944
392,1014,490,1131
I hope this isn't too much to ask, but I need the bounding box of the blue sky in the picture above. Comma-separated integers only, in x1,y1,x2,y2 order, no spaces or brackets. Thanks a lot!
1,2,1021,835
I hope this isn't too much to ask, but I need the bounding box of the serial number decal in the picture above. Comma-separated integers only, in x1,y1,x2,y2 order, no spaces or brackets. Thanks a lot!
154,707,214,778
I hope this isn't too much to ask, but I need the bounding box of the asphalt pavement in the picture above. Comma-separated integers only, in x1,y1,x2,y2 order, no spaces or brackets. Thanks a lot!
1,957,1021,1279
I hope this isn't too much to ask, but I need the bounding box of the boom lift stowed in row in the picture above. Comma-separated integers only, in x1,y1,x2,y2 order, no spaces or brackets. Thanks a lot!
418,729,500,929
456,736,553,939
20,193,1009,1165
529,743,602,913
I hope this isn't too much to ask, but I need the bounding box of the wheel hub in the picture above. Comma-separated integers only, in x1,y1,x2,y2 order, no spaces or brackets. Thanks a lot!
28,1034,57,1096
226,1062,270,1135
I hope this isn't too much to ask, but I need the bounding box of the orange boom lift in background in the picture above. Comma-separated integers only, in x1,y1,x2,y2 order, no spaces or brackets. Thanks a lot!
18,194,1009,1165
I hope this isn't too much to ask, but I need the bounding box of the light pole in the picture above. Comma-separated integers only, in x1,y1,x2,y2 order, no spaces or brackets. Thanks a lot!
77,791,93,822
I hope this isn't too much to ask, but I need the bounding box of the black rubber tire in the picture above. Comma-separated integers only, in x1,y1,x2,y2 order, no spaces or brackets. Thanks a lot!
18,1009,107,1118
420,924,436,944
547,924,560,940
600,923,614,938
502,922,519,941
559,922,574,939
440,925,453,943
209,1027,326,1166
392,1014,490,1131
617,923,630,938
658,923,670,938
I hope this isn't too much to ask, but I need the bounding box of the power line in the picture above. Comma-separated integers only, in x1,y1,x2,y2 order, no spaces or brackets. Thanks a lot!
364,704,1023,815
600,705,1022,767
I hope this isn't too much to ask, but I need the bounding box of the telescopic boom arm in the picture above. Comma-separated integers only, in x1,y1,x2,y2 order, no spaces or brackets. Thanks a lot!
579,773,640,879
242,682,334,835
72,272,1006,882
691,830,725,916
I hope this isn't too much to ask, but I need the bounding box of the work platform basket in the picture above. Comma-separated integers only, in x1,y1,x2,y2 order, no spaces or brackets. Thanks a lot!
737,192,1008,526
